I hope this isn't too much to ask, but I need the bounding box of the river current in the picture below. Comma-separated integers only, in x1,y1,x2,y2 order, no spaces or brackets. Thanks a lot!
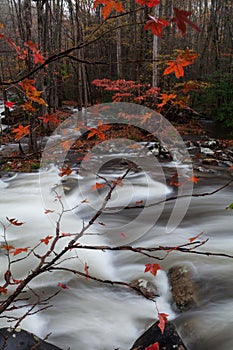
0,153,232,350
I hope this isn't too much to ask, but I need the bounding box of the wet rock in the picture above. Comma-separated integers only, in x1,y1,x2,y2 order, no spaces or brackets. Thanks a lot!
129,279,158,299
168,265,198,312
130,321,187,350
0,328,62,350
202,158,219,166
200,147,214,156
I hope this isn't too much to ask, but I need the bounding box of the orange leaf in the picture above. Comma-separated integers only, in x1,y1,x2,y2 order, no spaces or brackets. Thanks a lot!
189,231,204,243
163,50,198,78
1,244,15,251
158,93,177,108
12,125,30,141
112,177,124,187
84,262,89,281
0,286,7,294
144,15,169,37
144,263,161,276
145,342,160,350
93,0,125,19
59,165,72,177
6,217,25,226
158,313,168,334
39,113,60,124
12,247,29,256
21,101,36,112
40,235,53,245
87,122,111,141
188,176,200,184
90,182,106,192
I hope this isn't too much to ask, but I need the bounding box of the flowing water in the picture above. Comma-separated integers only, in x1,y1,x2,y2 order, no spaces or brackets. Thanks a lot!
0,154,232,350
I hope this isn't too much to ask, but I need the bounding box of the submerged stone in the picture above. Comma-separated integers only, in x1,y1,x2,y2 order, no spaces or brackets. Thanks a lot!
0,328,62,350
130,321,187,350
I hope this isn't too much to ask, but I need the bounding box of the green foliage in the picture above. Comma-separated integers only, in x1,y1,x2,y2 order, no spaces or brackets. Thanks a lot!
226,203,233,210
192,74,233,128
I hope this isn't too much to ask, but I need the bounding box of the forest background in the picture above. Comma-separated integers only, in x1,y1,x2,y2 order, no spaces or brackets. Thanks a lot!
0,0,232,155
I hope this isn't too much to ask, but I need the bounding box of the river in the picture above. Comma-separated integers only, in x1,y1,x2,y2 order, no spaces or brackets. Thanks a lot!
0,157,232,350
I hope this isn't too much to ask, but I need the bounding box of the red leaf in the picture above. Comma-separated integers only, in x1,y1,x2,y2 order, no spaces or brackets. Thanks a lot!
144,263,161,276
12,247,29,256
171,7,201,36
98,222,106,226
189,231,204,243
93,0,125,19
5,101,16,108
44,209,55,214
90,182,106,192
40,235,53,245
58,282,69,289
144,15,169,37
135,0,159,7
145,342,160,350
6,217,25,226
158,313,168,334
33,52,45,64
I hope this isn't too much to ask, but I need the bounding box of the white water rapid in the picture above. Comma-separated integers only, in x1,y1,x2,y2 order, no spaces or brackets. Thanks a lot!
0,163,233,350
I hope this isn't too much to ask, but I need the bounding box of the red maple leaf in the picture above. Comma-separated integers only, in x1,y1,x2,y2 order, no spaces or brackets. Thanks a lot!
135,0,160,7
12,125,30,140
58,282,69,289
145,342,160,350
144,263,161,276
4,101,16,108
39,113,60,124
6,217,25,226
40,235,53,245
33,52,45,64
12,247,29,256
90,182,106,192
158,313,168,334
163,50,198,78
144,15,169,37
171,7,201,36
93,0,125,19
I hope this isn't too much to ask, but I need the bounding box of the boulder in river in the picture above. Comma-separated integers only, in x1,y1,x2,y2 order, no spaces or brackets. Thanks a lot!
168,265,198,312
130,321,187,350
0,328,62,350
